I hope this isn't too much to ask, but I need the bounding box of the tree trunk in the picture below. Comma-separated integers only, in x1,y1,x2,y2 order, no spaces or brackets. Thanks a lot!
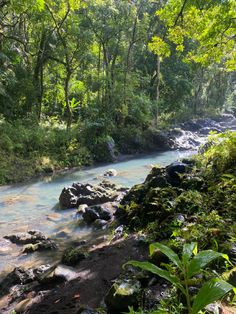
33,30,47,121
155,55,161,127
65,70,72,130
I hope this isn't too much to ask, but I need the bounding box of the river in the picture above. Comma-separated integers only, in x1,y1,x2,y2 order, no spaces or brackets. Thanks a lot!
0,149,194,276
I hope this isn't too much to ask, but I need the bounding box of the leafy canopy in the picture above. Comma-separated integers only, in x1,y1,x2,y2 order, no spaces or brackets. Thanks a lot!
150,0,236,70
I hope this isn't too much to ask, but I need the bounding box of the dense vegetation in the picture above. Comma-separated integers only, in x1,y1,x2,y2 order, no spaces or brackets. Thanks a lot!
119,131,236,313
0,0,235,184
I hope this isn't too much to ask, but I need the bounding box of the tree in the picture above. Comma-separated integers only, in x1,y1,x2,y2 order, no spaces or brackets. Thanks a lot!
150,0,236,70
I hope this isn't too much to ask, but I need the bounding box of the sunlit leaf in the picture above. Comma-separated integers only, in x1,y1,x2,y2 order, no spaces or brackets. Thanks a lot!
188,251,229,278
125,260,186,296
182,242,197,266
149,242,183,271
192,279,234,314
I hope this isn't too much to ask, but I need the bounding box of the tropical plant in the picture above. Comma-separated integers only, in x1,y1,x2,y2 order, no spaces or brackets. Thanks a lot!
125,242,235,314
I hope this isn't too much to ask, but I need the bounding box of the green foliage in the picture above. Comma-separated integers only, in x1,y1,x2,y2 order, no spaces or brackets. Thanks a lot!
61,247,87,266
0,120,92,184
197,131,236,174
126,242,234,314
153,0,236,70
0,0,235,137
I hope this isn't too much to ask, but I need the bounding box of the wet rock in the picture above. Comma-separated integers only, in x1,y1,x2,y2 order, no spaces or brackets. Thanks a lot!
0,267,36,296
22,239,57,253
55,231,70,238
59,181,121,209
62,247,87,266
105,278,141,313
59,186,79,209
181,120,203,132
38,264,80,284
77,204,88,215
95,205,113,221
82,207,100,223
199,126,221,135
4,230,47,245
9,283,37,301
144,129,175,150
82,204,112,224
104,169,118,177
4,230,57,253
93,219,108,230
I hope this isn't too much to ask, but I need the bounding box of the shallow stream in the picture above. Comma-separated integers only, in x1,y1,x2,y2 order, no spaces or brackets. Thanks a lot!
0,149,194,275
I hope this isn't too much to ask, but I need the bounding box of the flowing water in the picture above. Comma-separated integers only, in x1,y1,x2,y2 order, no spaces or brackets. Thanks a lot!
0,149,194,275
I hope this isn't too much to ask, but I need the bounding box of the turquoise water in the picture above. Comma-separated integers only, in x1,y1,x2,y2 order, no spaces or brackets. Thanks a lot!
0,150,193,274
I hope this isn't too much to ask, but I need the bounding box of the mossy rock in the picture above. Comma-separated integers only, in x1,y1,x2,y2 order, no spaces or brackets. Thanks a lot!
61,247,87,266
104,278,141,313
121,183,146,205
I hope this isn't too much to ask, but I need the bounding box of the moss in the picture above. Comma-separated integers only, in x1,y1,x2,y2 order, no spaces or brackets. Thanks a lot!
61,247,87,266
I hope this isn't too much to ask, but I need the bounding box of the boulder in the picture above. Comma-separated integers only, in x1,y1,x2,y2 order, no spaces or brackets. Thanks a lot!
82,204,112,224
105,278,141,313
181,120,202,132
61,247,87,266
199,126,221,135
58,186,79,209
166,161,188,186
94,205,113,221
144,166,169,189
0,265,51,296
93,219,108,230
4,230,57,253
4,230,47,245
82,207,100,223
104,169,118,177
22,240,57,253
59,181,121,209
77,204,88,215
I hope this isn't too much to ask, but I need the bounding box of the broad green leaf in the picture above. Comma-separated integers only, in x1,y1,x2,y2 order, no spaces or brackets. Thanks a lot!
125,260,186,296
149,242,183,271
192,279,234,314
182,242,197,266
188,251,228,278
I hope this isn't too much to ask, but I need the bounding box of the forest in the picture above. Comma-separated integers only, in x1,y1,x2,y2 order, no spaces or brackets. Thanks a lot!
0,0,235,184
0,1,236,314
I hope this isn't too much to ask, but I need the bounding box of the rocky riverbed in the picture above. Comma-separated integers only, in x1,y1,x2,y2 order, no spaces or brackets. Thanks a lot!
1,115,236,313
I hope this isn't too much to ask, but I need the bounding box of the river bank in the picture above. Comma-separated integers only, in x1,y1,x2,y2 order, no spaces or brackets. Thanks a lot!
1,113,235,186
0,127,236,313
